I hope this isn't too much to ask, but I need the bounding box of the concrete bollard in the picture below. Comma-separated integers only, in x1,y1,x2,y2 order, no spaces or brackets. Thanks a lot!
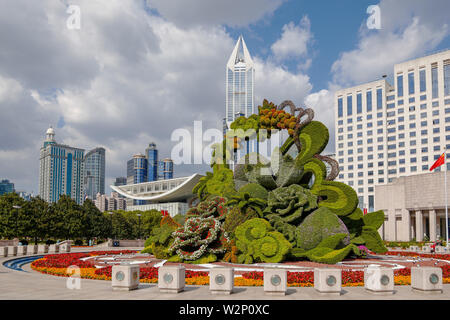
421,246,431,253
17,246,27,255
48,244,59,254
411,267,443,294
112,264,140,291
435,246,446,253
209,267,234,295
0,247,8,257
158,265,185,293
37,244,48,254
7,246,17,256
27,245,38,255
364,265,394,294
314,268,342,295
264,268,287,296
59,243,71,253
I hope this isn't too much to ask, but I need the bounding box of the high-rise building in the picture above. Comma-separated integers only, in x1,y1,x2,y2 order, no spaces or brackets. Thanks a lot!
0,179,14,196
158,158,174,180
225,36,256,165
146,142,158,182
95,192,126,212
84,147,106,200
39,127,85,204
335,50,450,212
114,177,127,186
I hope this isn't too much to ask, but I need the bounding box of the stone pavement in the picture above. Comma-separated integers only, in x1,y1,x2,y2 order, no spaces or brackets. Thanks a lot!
1,249,450,300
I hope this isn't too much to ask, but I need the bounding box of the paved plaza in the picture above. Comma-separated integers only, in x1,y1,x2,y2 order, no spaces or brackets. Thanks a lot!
1,248,450,300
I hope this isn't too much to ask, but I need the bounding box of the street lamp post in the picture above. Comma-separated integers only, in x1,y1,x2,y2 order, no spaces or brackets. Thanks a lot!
12,205,21,240
137,214,142,240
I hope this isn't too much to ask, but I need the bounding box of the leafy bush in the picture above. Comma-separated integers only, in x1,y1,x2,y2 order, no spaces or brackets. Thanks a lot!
74,239,83,246
235,218,291,264
169,216,229,261
295,207,350,251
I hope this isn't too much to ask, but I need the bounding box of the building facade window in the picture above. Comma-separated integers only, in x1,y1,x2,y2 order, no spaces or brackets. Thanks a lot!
347,95,352,116
377,88,383,109
408,72,415,95
338,97,343,118
432,65,439,99
420,68,426,92
397,74,404,97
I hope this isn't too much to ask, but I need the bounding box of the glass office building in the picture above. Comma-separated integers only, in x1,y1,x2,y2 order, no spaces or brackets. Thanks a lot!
84,147,105,200
39,127,85,204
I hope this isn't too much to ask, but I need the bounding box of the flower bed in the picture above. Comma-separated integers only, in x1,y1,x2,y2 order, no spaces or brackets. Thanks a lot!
30,252,450,286
385,251,450,261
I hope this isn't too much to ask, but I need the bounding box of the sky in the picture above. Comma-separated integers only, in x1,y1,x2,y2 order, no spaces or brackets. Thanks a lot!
0,0,449,195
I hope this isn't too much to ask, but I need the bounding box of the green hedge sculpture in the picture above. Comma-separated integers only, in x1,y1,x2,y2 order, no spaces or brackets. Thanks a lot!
235,218,291,264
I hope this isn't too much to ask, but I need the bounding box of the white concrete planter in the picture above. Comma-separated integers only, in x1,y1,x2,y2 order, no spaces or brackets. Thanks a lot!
111,264,140,291
0,247,8,257
364,265,394,294
48,244,59,253
409,246,419,252
17,246,27,255
264,268,287,296
158,265,185,293
37,245,48,254
435,246,447,253
59,243,71,253
314,268,342,295
411,267,443,294
421,246,431,253
7,246,17,256
27,245,38,255
209,267,234,295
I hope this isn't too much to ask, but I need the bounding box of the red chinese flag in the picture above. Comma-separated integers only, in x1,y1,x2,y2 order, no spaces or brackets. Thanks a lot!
430,153,445,171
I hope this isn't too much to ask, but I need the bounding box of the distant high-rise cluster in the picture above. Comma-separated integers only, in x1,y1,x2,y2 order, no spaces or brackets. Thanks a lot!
95,192,126,212
126,143,174,206
38,127,106,204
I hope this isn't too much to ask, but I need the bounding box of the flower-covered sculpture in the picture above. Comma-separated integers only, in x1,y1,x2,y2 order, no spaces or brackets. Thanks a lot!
144,98,387,264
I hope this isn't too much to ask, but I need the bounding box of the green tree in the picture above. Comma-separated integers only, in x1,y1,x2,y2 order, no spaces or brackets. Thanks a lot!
22,196,49,244
82,199,109,242
0,193,26,239
51,195,84,240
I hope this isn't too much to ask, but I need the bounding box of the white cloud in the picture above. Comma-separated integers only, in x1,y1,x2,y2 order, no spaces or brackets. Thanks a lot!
146,0,285,28
254,58,312,107
271,16,313,61
331,0,449,87
0,0,315,194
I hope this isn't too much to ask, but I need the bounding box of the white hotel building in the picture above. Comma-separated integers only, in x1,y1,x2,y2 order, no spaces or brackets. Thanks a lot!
335,50,450,213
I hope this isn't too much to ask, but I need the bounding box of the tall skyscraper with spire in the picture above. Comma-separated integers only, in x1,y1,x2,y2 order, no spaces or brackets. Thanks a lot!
225,35,255,125
225,35,256,164
38,126,85,204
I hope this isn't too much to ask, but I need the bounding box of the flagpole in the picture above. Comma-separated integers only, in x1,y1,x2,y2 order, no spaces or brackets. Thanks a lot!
445,148,449,248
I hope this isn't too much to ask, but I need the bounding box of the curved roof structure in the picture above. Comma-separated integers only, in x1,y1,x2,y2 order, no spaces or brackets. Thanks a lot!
110,174,202,202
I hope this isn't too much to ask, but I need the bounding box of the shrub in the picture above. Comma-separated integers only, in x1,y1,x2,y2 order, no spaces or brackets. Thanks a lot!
19,239,28,245
169,216,229,261
295,207,350,251
238,183,269,200
45,239,55,245
235,218,291,264
140,247,152,254
74,239,83,246
223,207,258,237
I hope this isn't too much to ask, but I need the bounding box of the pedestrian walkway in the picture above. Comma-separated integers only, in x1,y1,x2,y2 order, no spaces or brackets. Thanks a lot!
1,250,450,300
